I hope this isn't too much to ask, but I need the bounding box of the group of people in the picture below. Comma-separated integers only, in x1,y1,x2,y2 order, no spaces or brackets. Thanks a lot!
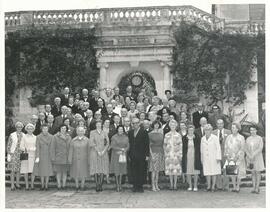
6,86,265,194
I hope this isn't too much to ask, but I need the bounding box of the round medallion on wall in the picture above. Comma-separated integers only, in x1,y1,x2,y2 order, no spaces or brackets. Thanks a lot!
131,74,143,87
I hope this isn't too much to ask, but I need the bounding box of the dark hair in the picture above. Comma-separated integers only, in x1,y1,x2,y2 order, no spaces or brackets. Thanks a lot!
249,125,258,131
95,120,103,125
116,125,125,133
169,112,177,120
113,95,120,100
152,120,162,129
58,124,68,132
165,90,172,95
41,124,49,129
63,117,71,124
151,89,158,96
138,112,147,119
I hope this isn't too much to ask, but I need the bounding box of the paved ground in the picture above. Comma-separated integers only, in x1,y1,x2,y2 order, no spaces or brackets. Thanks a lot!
5,185,265,208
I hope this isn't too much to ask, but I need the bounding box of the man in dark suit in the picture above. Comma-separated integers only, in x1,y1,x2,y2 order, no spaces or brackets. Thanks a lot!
81,88,91,103
47,114,58,135
192,103,208,129
51,97,62,117
54,106,69,131
208,105,228,129
161,112,171,135
143,119,153,185
79,102,90,120
108,115,121,141
44,104,52,122
194,117,208,184
104,103,117,124
85,109,96,137
128,118,149,193
89,90,99,113
60,87,71,106
35,112,47,135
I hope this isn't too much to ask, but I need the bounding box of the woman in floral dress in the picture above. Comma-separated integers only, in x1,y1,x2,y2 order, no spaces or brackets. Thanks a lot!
224,122,246,192
163,119,182,190
89,121,110,192
6,121,25,191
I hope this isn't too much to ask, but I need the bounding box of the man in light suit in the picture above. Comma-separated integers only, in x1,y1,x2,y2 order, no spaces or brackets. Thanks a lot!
212,118,231,191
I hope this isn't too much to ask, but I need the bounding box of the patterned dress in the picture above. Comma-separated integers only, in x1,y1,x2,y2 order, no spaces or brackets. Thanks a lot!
164,131,182,176
7,132,24,172
149,131,165,172
245,135,265,172
224,133,246,179
89,130,110,175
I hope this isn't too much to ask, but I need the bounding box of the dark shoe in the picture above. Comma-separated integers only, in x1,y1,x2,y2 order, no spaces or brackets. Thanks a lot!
30,187,35,190
25,188,29,191
45,187,48,191
40,187,45,191
206,188,211,192
57,187,61,191
137,188,144,193
211,188,216,192
11,187,16,191
76,187,80,193
132,187,137,192
255,189,260,194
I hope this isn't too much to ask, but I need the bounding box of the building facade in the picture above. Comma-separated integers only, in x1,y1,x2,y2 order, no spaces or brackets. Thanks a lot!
5,4,265,123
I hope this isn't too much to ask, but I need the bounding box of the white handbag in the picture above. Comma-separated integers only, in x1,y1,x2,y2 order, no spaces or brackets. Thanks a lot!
119,153,127,163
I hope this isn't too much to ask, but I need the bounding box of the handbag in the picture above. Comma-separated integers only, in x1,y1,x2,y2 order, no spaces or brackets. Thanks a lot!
119,153,127,163
225,160,239,175
20,149,28,161
249,163,254,170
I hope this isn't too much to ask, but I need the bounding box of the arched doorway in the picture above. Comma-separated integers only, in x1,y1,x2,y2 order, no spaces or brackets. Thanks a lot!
118,71,156,97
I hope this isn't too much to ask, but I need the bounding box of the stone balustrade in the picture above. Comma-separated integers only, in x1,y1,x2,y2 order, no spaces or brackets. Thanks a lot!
5,5,224,30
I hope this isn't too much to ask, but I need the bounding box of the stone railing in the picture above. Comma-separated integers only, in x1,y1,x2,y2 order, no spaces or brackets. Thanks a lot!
5,5,224,30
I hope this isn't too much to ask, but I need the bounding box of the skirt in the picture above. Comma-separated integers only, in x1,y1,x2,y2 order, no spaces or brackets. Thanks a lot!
53,164,70,173
186,147,200,175
7,151,21,172
149,152,165,172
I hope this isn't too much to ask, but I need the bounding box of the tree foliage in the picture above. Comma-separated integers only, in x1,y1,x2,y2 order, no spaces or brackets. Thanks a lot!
171,21,265,107
5,26,99,135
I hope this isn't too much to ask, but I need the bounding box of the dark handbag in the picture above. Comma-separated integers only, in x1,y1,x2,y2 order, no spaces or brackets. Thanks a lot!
249,163,254,170
20,149,28,161
225,161,239,175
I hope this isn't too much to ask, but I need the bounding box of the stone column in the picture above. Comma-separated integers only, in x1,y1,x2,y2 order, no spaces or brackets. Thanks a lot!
245,57,259,122
97,62,109,97
160,61,171,98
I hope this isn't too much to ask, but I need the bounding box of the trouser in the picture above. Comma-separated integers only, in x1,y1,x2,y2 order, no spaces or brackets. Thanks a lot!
130,158,145,189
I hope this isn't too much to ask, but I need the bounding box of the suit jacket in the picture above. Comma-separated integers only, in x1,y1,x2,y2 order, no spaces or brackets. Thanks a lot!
48,122,58,135
103,112,118,125
35,119,47,135
128,127,149,160
192,111,208,129
81,95,91,103
54,115,69,131
79,110,88,120
51,104,62,117
212,128,231,164
162,122,170,135
89,97,99,113
60,94,71,106
44,112,52,122
182,134,202,173
108,124,118,141
85,117,96,137
194,127,204,141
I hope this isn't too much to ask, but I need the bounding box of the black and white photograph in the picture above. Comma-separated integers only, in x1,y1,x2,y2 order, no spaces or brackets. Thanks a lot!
2,0,268,209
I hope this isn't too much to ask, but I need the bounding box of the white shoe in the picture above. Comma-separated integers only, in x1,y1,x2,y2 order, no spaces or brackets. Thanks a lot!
187,187,192,191
193,188,198,192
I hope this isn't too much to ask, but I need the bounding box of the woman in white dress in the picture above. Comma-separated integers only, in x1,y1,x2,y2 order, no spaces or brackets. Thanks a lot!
20,123,37,190
224,122,246,192
200,124,221,192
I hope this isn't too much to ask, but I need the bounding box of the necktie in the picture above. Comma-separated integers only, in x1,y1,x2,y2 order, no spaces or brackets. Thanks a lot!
219,129,223,144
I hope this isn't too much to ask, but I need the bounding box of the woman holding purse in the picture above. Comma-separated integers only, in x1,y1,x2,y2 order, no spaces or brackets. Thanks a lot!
33,124,54,190
149,120,164,192
20,123,37,190
109,125,129,192
6,121,25,191
245,125,265,194
89,121,110,192
224,122,246,192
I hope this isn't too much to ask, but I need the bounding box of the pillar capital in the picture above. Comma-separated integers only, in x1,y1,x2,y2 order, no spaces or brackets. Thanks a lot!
160,61,172,67
97,62,109,69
